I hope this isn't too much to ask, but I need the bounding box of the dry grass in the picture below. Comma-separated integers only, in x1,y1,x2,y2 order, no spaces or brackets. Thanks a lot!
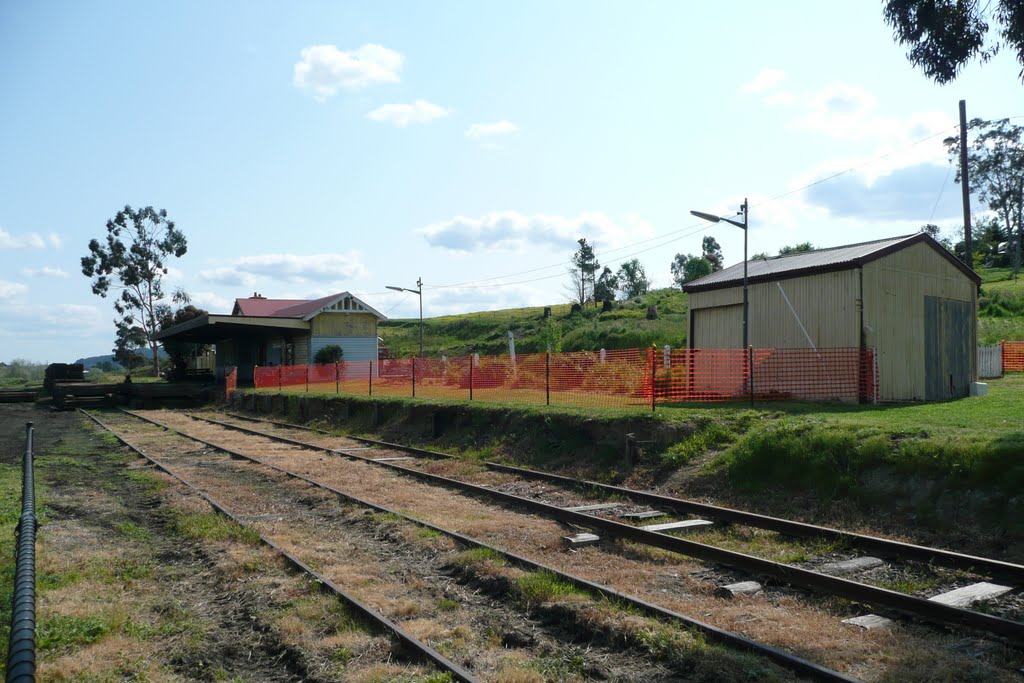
124,410,1024,681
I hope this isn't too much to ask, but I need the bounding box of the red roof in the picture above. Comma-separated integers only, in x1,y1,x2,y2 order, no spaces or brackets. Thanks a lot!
233,293,343,317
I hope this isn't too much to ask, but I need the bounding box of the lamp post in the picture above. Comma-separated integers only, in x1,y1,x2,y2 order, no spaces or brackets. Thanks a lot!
386,277,423,357
690,199,751,400
690,199,749,349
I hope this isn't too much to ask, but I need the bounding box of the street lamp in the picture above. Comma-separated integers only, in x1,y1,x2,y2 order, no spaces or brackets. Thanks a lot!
691,199,751,402
690,199,749,350
386,277,423,357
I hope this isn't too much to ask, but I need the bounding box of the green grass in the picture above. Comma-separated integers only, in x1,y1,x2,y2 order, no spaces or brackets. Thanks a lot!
707,375,1024,532
447,547,506,569
514,570,585,608
37,614,113,653
170,510,261,545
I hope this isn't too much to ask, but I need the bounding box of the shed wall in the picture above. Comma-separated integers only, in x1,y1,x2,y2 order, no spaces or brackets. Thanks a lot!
688,270,860,350
862,241,976,401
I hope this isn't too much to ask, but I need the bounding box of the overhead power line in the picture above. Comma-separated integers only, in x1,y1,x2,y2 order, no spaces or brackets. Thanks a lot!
415,112,1024,295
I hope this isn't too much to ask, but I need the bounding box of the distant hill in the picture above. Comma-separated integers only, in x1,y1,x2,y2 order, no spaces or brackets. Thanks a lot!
378,288,689,358
75,348,169,369
75,354,121,369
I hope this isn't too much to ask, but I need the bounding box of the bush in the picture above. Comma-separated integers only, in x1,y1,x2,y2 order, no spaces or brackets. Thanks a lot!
314,345,344,364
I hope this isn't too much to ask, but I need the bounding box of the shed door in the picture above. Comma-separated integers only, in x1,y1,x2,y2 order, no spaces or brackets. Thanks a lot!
924,296,971,400
692,304,743,349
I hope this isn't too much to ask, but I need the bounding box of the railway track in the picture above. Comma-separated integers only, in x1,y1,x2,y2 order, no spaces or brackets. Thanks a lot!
222,410,1024,582
81,410,480,683
189,409,1024,643
88,407,1024,679
90,407,864,682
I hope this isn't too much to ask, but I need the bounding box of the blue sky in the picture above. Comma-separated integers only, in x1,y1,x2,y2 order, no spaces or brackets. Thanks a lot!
1,1,1021,362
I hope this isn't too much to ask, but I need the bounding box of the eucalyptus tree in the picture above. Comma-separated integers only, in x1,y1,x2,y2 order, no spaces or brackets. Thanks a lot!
81,205,188,375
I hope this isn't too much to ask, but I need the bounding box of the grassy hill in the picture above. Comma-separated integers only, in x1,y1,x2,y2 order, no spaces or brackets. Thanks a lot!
379,288,688,357
978,267,1024,344
379,268,1024,358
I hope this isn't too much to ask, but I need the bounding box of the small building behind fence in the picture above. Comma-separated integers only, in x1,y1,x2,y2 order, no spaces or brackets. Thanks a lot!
684,233,982,402
154,292,387,384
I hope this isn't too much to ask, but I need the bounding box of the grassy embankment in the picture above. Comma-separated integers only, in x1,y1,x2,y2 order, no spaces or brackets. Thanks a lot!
978,267,1024,343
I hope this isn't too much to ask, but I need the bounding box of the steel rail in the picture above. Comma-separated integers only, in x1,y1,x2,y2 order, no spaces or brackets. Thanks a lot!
103,409,861,683
185,410,1024,641
79,410,478,683
6,422,37,683
222,411,1024,583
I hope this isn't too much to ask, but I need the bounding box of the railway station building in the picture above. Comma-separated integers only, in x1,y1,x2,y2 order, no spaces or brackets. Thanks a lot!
683,232,982,402
153,292,387,384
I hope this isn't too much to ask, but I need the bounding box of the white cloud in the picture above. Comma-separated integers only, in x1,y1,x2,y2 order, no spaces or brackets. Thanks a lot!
189,291,233,313
293,44,403,100
366,100,449,127
0,280,28,300
740,68,786,94
199,253,369,286
0,302,105,340
20,266,68,279
0,228,62,249
465,120,519,138
417,211,651,254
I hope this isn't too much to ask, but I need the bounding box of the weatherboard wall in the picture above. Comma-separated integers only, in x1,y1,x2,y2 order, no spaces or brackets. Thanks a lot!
310,336,379,363
310,312,378,337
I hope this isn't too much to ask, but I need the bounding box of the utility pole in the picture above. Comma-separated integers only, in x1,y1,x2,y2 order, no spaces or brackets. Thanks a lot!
959,100,973,267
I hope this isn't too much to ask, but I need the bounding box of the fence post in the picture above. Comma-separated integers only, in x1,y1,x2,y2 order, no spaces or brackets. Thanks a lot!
545,352,550,406
368,360,373,396
648,346,656,412
278,365,282,391
748,345,754,406
253,365,258,391
335,362,340,394
412,357,416,398
306,364,309,393
469,355,474,401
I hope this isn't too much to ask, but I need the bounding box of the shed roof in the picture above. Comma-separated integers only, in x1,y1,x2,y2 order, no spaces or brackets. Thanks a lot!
682,232,981,293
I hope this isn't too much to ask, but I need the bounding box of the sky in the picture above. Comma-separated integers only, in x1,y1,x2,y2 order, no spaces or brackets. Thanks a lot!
1,1,1022,362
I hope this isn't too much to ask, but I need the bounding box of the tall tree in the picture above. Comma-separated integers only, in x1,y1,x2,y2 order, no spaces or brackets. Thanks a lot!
568,238,600,307
670,254,712,288
81,205,188,375
593,266,618,303
701,236,724,272
945,118,1024,275
883,1,1024,84
616,258,651,299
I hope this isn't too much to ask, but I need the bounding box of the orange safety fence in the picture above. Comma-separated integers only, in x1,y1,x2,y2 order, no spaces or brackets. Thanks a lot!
225,366,237,399
252,346,877,408
1003,341,1024,372
653,347,876,403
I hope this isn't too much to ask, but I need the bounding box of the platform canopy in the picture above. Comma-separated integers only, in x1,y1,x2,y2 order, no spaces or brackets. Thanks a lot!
152,314,309,344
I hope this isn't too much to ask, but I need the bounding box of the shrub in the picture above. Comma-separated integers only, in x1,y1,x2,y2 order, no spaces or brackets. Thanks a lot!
314,345,344,364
